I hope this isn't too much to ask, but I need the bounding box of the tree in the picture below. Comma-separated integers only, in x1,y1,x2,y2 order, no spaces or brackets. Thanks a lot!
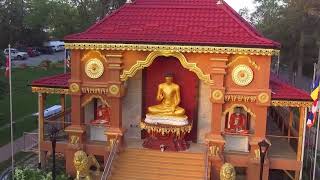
249,0,320,83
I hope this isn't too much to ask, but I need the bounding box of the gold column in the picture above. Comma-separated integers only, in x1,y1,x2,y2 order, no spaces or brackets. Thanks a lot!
38,93,46,141
38,93,46,167
60,95,66,129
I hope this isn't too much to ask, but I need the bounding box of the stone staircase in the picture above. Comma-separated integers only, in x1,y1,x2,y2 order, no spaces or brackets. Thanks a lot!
108,148,206,180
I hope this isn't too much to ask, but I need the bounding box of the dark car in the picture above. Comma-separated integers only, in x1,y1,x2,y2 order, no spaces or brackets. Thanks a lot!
36,46,54,54
26,47,40,57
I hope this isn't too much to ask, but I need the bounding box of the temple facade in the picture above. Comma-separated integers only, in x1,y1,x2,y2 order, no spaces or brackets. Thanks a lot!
31,0,313,179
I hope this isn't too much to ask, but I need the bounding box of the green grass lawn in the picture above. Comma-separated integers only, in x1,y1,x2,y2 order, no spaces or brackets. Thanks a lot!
0,67,65,146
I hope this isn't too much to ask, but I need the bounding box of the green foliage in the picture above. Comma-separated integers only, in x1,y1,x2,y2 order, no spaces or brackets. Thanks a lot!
246,0,320,79
14,167,69,180
0,0,126,48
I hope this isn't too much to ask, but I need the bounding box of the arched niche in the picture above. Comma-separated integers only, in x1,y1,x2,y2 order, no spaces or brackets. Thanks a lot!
82,94,111,142
222,104,256,134
120,51,214,85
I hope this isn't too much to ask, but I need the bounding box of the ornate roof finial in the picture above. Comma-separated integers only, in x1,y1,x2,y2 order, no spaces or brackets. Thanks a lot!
216,0,223,5
126,0,132,3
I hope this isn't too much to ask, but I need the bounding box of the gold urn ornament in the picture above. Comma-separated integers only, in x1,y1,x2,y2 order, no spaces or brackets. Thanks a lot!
220,163,236,180
232,64,254,86
85,58,104,79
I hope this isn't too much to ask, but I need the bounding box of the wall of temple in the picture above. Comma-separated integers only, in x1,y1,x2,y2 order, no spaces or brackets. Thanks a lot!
122,71,142,139
197,81,212,143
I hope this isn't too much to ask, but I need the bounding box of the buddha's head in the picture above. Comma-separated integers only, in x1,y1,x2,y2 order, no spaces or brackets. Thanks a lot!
164,73,174,84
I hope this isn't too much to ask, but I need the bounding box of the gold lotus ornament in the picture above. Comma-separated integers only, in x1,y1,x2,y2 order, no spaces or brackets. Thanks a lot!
258,92,269,103
109,85,120,95
212,90,224,101
85,58,104,79
232,64,253,86
69,83,80,93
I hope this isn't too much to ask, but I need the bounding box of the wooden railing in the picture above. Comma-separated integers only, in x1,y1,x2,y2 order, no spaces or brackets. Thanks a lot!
101,138,120,180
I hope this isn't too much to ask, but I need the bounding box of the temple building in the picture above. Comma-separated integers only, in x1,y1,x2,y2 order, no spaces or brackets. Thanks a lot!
30,0,312,179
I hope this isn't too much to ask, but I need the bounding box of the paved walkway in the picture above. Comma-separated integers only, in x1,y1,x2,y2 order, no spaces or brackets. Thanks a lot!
0,132,37,163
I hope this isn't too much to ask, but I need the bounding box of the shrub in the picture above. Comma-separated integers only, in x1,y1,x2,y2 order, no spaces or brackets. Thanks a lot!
14,167,70,180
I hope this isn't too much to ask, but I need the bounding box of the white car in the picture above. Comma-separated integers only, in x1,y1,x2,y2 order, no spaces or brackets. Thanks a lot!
4,48,28,60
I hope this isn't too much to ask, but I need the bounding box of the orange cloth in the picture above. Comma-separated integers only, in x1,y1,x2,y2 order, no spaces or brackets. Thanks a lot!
229,113,246,131
90,105,110,125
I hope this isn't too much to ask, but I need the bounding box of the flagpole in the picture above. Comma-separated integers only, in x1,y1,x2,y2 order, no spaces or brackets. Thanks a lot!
312,107,320,180
8,44,14,179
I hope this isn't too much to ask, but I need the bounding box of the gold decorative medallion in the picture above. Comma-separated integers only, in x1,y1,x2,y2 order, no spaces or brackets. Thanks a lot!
232,64,253,86
85,58,104,79
109,85,120,95
212,90,223,101
258,92,269,103
69,83,80,93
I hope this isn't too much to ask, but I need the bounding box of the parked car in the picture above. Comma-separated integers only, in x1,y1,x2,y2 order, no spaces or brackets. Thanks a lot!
26,47,40,57
43,41,64,52
36,46,54,54
3,48,28,60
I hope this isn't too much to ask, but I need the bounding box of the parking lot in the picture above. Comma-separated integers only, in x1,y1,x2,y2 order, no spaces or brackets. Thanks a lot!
12,51,65,67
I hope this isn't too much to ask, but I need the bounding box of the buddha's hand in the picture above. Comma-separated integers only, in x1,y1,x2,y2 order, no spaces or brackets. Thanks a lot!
170,106,176,113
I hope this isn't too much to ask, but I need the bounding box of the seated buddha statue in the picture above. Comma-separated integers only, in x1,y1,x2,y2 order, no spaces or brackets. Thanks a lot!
90,104,110,126
145,73,188,126
227,107,248,134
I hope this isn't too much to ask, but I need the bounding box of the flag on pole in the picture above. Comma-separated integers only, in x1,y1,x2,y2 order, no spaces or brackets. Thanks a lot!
5,55,9,78
311,78,320,101
307,100,319,128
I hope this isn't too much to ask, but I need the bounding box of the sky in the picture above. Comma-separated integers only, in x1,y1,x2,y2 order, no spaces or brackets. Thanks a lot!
224,0,256,13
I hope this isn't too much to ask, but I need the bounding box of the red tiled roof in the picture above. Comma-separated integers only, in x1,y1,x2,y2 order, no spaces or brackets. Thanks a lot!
64,0,280,48
31,73,70,88
270,74,311,101
31,73,311,101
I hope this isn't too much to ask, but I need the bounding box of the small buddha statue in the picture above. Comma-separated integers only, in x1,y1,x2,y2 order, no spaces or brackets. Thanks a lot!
145,73,188,126
228,107,247,133
90,104,110,126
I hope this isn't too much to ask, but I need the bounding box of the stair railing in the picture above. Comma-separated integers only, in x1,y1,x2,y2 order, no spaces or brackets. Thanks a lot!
101,138,120,180
204,145,210,180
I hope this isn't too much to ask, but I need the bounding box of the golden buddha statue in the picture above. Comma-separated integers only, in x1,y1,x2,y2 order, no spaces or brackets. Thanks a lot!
145,73,188,126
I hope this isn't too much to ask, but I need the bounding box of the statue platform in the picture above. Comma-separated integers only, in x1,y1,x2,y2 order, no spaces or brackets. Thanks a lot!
140,121,192,151
145,114,189,126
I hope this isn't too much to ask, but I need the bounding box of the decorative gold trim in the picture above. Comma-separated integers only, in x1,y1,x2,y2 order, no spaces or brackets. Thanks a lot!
212,90,224,101
227,56,260,70
31,87,69,94
65,43,279,56
109,85,120,95
225,94,256,102
140,122,192,137
209,145,220,157
81,50,107,63
258,92,269,103
223,104,256,118
69,83,80,93
81,87,109,94
271,100,312,107
81,95,110,107
120,51,214,85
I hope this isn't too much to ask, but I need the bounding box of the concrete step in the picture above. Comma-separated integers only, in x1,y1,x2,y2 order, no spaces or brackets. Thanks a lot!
113,160,204,171
108,148,205,180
